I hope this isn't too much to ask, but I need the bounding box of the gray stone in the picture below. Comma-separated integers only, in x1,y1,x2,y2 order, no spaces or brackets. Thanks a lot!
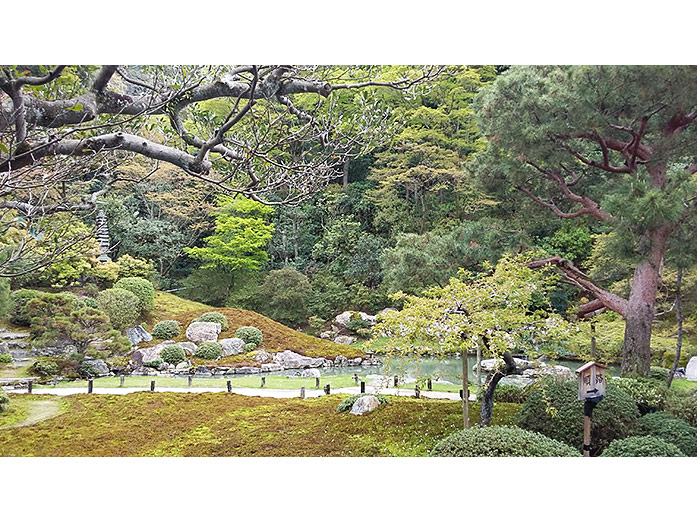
350,395,381,415
9,349,28,361
686,357,697,381
334,335,356,345
272,350,323,369
179,342,198,356
301,368,320,378
334,311,354,329
185,321,221,343
261,363,284,372
0,331,30,340
131,341,174,366
522,364,574,381
194,365,210,374
175,362,190,370
220,337,245,356
235,366,261,374
474,357,530,373
349,357,363,366
126,325,153,346
320,331,334,340
251,349,273,363
376,308,397,318
362,358,381,366
82,358,110,377
334,355,348,366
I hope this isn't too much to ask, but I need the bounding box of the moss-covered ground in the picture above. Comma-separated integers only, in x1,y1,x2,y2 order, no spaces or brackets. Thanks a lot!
0,392,521,456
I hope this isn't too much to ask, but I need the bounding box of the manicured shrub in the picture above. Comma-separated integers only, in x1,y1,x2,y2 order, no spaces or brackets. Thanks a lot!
516,380,639,455
9,289,42,326
160,344,186,366
32,361,59,377
144,358,164,369
0,389,9,413
0,353,12,364
196,312,229,331
337,393,389,413
649,366,671,383
431,426,580,457
601,435,685,457
81,297,98,309
235,326,263,346
494,384,529,404
637,411,697,456
664,391,697,426
97,288,141,331
152,320,181,339
308,316,327,336
614,377,667,412
196,342,223,360
114,277,155,313
345,316,370,333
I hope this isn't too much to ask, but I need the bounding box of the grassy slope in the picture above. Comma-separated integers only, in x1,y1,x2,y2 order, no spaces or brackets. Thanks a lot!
144,291,364,365
0,392,521,457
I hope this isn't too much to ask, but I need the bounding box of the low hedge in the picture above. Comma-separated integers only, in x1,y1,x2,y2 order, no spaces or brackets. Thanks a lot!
337,394,389,413
196,342,222,361
516,380,639,455
152,320,181,340
196,312,228,331
431,426,580,457
637,411,697,457
601,435,685,457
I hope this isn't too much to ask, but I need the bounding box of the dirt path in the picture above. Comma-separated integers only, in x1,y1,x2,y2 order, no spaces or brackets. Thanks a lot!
0,399,61,430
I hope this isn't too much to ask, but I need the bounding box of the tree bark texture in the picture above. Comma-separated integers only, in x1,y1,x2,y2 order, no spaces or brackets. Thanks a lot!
479,351,518,426
667,266,683,388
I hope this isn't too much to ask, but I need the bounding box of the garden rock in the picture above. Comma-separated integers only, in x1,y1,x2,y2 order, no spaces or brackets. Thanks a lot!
0,330,30,340
261,363,283,372
10,349,29,361
82,359,110,377
334,311,354,329
252,349,273,363
522,364,574,381
185,321,221,343
475,357,530,373
273,350,323,369
236,366,261,374
301,368,320,378
350,395,381,415
179,342,198,356
334,355,348,366
126,325,153,346
349,357,363,366
376,308,397,317
220,338,245,356
175,362,190,370
362,358,380,366
686,357,697,381
131,341,173,365
320,331,334,340
334,335,356,345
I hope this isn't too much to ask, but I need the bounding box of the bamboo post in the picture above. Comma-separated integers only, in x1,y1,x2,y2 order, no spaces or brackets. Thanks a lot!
427,378,432,391
393,375,398,387
415,385,420,399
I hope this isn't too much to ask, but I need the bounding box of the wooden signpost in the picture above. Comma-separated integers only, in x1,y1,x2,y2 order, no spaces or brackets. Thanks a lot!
576,361,608,457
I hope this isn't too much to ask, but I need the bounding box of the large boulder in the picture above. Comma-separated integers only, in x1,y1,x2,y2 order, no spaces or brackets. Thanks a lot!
334,311,377,330
178,342,198,356
220,338,245,356
273,350,323,369
261,363,283,372
126,325,152,346
251,349,273,363
686,357,697,381
131,341,174,365
82,358,110,377
522,364,574,381
235,366,261,374
185,322,221,343
334,335,356,346
301,368,321,378
350,395,381,415
474,357,530,373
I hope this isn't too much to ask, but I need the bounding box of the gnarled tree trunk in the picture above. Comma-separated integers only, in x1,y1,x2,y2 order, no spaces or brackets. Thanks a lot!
480,351,518,426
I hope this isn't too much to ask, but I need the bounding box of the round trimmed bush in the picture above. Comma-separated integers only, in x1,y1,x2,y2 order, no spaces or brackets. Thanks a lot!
665,391,697,426
637,411,697,456
649,366,670,382
144,358,164,369
0,353,12,364
97,288,141,331
32,361,59,377
152,320,181,340
114,277,155,312
244,343,257,352
601,435,685,457
235,326,263,346
0,389,9,413
9,289,42,326
516,380,639,455
196,312,228,331
614,377,666,412
160,344,186,366
195,341,223,360
337,393,389,413
432,426,580,457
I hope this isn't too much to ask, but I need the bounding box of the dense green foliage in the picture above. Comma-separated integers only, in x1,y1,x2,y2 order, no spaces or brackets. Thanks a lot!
9,289,41,326
32,361,59,377
601,436,685,457
195,342,223,360
493,385,529,404
235,326,263,346
664,391,697,426
336,393,389,413
196,312,229,331
516,380,640,454
160,344,186,365
114,277,155,313
97,288,141,331
431,426,580,457
637,412,697,456
614,377,667,411
144,358,164,369
0,389,9,413
0,353,12,363
152,320,181,339
255,267,312,327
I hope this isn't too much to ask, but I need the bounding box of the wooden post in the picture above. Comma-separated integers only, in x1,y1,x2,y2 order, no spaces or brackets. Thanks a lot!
261,377,266,388
315,377,320,389
393,375,398,387
590,322,597,360
459,389,464,399
324,383,330,395
28,380,33,394
188,375,192,387
353,374,359,384
120,375,125,387
300,386,305,399
427,378,432,391
150,380,155,392
360,381,365,394
88,379,93,394
415,385,420,399
227,380,232,393
583,414,591,458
